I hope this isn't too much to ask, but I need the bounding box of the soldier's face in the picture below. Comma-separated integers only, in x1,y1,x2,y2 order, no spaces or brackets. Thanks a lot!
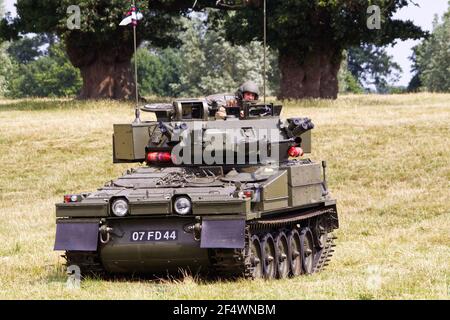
243,92,256,101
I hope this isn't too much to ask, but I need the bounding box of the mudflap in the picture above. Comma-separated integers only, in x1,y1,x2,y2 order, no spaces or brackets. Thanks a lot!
200,217,245,249
54,220,99,251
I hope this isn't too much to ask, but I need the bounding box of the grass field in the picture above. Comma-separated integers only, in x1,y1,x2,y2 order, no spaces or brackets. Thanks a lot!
0,93,449,299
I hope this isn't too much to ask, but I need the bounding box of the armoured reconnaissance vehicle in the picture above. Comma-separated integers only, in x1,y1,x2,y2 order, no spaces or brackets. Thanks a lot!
54,93,339,279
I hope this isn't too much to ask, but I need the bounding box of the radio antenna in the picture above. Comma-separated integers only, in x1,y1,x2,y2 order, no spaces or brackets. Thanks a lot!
263,0,267,105
132,0,141,123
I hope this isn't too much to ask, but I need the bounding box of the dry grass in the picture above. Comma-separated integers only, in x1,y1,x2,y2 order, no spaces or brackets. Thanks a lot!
0,93,449,299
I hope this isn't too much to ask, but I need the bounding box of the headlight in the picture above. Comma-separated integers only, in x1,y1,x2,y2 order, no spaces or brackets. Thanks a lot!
174,197,191,215
112,199,129,217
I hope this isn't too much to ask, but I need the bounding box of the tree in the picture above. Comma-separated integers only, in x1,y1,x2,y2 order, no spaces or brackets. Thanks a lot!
411,7,450,92
0,0,12,97
0,0,252,100
0,0,185,99
1,0,426,100
348,44,402,93
7,33,56,64
170,16,278,97
407,48,422,92
210,0,425,99
7,42,82,98
134,15,279,98
338,51,364,94
133,46,182,97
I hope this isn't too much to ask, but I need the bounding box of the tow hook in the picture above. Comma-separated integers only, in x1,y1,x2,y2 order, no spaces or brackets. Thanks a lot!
184,222,202,241
193,222,202,241
99,225,114,244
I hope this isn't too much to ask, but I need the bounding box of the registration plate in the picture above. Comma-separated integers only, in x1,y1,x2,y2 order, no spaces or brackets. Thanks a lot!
130,230,178,242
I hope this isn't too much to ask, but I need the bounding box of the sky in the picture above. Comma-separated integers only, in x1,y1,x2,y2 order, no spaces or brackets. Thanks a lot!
3,0,449,87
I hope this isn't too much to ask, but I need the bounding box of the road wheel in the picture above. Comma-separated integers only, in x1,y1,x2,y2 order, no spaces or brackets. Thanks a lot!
300,228,315,274
261,233,277,279
275,231,290,279
287,229,302,276
249,235,263,279
314,217,328,249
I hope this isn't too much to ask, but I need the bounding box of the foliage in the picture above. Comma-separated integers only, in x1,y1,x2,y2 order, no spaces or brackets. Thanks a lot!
338,51,364,94
410,8,450,92
1,1,426,99
216,1,425,61
0,1,183,47
133,46,182,97
407,56,422,92
174,16,278,97
0,0,186,99
0,0,12,97
0,41,12,97
7,33,56,64
348,44,402,93
134,16,279,97
6,42,82,98
385,85,407,94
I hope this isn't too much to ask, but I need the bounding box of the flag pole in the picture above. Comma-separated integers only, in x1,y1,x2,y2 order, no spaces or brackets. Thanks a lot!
133,0,141,123
263,0,266,105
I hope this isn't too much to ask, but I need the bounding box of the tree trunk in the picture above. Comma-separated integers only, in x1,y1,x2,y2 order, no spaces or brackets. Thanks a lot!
77,59,135,100
279,48,342,100
65,35,136,100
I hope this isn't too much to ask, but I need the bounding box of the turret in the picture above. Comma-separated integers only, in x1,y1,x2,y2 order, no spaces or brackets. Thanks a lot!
112,99,313,167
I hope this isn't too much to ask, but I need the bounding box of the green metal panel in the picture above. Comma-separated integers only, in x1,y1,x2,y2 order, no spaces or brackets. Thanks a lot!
260,170,289,211
288,184,323,207
56,203,108,218
300,130,312,153
286,162,322,187
113,124,134,160
129,201,171,215
192,198,250,215
113,124,150,161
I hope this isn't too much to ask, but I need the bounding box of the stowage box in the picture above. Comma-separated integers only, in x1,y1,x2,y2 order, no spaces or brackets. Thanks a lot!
286,163,323,207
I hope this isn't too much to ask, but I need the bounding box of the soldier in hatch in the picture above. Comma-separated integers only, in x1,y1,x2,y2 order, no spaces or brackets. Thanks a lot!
236,80,260,105
210,81,260,120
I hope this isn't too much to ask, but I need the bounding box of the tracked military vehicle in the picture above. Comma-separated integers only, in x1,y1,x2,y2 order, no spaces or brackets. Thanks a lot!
54,96,339,279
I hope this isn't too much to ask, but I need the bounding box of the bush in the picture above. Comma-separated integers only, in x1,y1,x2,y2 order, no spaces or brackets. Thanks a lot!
0,42,12,97
6,43,82,98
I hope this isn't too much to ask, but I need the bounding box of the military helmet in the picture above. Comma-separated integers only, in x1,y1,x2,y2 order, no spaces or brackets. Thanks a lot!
237,81,260,101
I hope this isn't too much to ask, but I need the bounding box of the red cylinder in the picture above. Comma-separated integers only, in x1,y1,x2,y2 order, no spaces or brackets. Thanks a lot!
147,152,173,163
288,146,304,158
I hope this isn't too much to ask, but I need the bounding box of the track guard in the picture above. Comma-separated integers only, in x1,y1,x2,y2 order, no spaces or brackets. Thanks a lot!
200,218,245,249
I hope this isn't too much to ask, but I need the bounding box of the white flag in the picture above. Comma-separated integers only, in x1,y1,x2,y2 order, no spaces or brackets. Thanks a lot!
119,12,143,26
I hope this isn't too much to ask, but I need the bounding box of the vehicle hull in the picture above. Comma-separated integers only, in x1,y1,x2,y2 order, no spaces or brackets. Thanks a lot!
57,204,338,277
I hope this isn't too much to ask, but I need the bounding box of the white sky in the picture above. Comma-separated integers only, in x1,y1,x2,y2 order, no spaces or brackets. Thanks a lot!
3,0,449,86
